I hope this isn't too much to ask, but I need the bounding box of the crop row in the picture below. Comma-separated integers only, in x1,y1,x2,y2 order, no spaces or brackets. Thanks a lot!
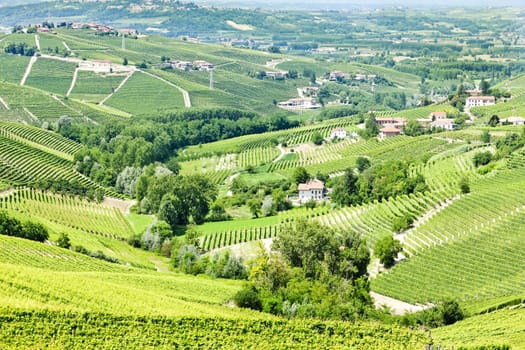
1,188,132,240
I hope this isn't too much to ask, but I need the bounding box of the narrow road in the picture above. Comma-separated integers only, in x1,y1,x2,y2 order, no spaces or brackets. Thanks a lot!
272,144,288,163
34,34,40,51
23,107,39,122
67,68,79,96
20,55,38,86
370,291,432,315
0,96,10,110
99,71,135,105
139,70,191,107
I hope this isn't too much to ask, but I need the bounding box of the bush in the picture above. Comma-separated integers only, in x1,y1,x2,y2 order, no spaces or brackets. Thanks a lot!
459,177,470,194
391,214,413,232
57,233,71,249
473,151,492,167
374,236,402,268
234,285,263,311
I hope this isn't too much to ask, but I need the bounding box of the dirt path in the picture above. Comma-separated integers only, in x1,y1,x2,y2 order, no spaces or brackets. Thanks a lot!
139,70,191,107
0,96,10,110
23,107,39,122
66,68,79,96
370,291,432,315
99,71,134,105
34,35,40,51
62,41,71,51
272,144,288,163
0,189,16,198
20,55,38,86
102,196,136,214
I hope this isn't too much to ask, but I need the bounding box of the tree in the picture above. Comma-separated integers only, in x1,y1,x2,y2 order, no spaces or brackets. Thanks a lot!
267,46,281,54
233,285,262,311
488,114,499,127
158,194,185,229
331,169,361,206
473,151,492,167
404,119,424,136
21,221,49,242
311,132,324,145
459,176,470,194
292,167,310,185
57,232,71,249
122,57,128,66
480,79,490,94
248,199,261,218
374,236,402,268
356,157,371,173
480,129,491,143
362,115,380,139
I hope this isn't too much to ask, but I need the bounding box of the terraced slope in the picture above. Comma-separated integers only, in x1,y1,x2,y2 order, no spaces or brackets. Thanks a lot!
371,167,525,304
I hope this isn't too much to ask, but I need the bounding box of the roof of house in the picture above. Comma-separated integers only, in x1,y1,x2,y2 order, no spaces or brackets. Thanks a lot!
380,126,401,133
331,128,347,133
430,111,447,117
466,96,495,101
298,179,325,191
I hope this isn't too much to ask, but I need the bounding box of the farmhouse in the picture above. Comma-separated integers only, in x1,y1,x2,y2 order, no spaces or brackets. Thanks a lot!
430,118,456,131
193,60,214,71
501,116,525,126
119,28,137,36
465,96,495,108
379,126,401,140
429,111,447,120
266,71,287,79
330,128,348,139
170,60,193,70
375,117,406,130
354,74,377,81
298,179,325,203
79,60,113,73
329,70,346,81
278,98,320,110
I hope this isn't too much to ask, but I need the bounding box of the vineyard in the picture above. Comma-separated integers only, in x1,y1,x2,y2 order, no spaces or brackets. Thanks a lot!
371,167,525,304
0,307,427,349
0,188,132,240
70,70,127,103
25,58,76,96
104,71,186,114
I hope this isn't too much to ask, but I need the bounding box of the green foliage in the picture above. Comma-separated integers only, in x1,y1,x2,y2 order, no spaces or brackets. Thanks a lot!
234,285,263,311
480,130,491,143
362,115,380,139
404,119,424,136
0,210,48,242
57,232,71,249
391,215,414,233
292,167,310,184
473,151,493,167
375,236,403,268
311,132,324,145
459,176,470,194
356,156,371,172
402,300,464,328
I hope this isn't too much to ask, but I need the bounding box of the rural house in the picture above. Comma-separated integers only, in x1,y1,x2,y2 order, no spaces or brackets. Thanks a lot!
298,179,325,203
330,128,348,139
430,118,456,131
379,126,402,140
465,96,495,108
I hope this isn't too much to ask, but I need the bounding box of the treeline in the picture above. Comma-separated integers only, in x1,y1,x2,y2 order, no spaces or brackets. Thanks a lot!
4,42,36,56
60,108,298,188
0,211,48,242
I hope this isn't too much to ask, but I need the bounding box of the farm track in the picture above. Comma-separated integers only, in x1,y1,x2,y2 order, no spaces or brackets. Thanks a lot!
67,68,79,97
99,71,135,106
370,291,432,315
0,96,10,110
62,41,71,51
140,70,191,107
34,34,40,50
20,55,38,86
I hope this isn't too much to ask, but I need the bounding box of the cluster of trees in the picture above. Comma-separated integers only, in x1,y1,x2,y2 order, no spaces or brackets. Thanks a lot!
0,211,48,242
331,159,427,207
59,109,298,188
234,220,372,320
136,172,217,229
4,42,36,56
174,245,247,279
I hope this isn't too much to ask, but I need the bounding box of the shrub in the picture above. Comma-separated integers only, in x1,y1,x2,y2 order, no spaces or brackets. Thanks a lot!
374,236,402,268
57,233,71,249
473,151,492,167
234,285,262,311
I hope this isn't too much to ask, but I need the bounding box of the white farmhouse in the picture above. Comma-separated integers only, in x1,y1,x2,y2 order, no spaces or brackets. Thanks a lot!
465,96,495,108
298,179,325,203
330,128,348,139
